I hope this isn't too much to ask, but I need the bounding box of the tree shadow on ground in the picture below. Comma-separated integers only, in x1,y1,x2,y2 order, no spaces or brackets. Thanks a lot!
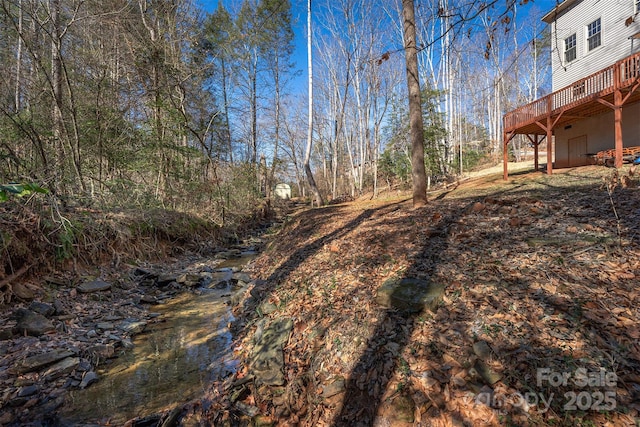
330,174,638,426
332,202,459,426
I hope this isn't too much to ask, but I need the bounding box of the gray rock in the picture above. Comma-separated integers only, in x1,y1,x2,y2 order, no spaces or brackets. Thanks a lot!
140,295,158,304
28,301,55,317
12,282,34,300
231,284,251,306
79,371,99,389
53,299,66,315
177,273,201,287
258,302,278,315
211,279,230,289
156,273,177,286
198,276,213,288
17,385,39,397
42,357,80,381
77,279,111,293
250,317,293,386
118,320,147,335
96,322,115,330
232,272,252,283
77,359,92,372
473,341,493,360
375,277,444,313
390,393,416,423
87,344,115,360
12,308,54,337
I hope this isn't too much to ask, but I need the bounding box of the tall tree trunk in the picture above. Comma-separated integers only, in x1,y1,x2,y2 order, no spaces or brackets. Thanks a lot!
304,0,323,207
14,0,23,113
221,57,233,163
51,0,65,195
402,0,427,207
251,52,258,164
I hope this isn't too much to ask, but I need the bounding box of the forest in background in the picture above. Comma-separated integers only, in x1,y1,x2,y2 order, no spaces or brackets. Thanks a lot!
0,0,550,216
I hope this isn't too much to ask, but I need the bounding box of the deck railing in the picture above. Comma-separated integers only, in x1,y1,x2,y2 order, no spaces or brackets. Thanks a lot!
504,51,640,132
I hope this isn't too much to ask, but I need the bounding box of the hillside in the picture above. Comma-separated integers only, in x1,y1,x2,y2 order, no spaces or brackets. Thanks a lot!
198,165,640,426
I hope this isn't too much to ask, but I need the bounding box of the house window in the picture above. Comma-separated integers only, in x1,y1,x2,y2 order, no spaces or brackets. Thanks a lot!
636,0,640,14
564,34,577,63
587,18,601,51
573,81,585,97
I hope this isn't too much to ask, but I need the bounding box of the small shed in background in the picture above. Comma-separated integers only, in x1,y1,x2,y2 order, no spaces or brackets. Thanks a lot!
274,183,291,200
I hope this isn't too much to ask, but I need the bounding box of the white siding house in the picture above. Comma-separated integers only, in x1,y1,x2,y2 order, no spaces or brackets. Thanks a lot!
545,0,640,91
503,0,640,175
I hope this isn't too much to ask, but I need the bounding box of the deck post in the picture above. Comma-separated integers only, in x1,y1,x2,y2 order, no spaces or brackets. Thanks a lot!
614,89,623,168
503,129,509,180
546,97,553,175
534,135,539,171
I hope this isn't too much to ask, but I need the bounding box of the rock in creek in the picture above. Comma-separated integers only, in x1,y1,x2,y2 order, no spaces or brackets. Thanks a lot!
118,320,147,334
79,371,99,389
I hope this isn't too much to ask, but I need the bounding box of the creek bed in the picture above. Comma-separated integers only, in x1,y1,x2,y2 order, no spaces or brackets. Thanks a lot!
58,255,255,425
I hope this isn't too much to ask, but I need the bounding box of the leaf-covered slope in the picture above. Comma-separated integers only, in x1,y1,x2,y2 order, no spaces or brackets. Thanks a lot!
224,166,639,426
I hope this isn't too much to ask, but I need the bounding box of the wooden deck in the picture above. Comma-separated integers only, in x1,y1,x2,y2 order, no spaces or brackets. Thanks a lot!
502,51,640,178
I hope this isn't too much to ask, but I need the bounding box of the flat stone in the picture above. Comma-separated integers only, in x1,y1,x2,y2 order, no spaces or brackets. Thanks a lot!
12,282,34,300
79,371,99,389
375,277,444,313
17,385,39,397
53,299,66,315
118,320,147,335
42,357,80,381
250,318,293,386
96,322,114,330
13,308,54,337
156,273,177,286
77,279,111,293
28,301,55,317
44,276,66,286
140,295,158,304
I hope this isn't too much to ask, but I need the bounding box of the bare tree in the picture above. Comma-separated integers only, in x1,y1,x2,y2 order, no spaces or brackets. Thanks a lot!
304,0,323,206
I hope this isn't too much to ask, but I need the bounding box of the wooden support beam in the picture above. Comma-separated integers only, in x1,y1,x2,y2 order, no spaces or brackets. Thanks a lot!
503,131,516,180
614,90,623,168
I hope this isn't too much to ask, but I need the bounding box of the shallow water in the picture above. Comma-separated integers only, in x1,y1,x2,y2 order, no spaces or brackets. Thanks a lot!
58,258,253,425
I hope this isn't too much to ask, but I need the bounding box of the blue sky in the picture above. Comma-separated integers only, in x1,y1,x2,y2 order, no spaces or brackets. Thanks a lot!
198,0,560,95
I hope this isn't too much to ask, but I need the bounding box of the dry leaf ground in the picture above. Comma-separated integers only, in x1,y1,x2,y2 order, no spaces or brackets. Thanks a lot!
202,165,640,427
